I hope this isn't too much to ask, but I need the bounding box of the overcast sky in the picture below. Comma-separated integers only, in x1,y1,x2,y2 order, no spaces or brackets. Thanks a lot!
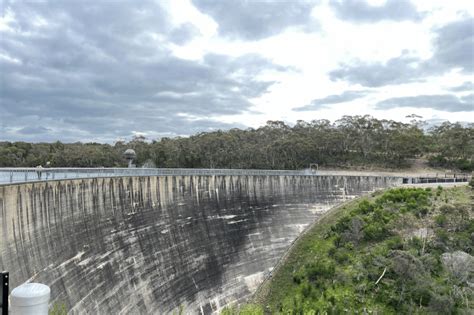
1,0,473,143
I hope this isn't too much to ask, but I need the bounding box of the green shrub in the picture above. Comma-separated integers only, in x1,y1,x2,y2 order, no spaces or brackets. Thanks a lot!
435,214,447,227
435,229,449,243
300,282,312,298
333,235,343,248
293,273,302,284
358,199,375,214
221,304,263,315
413,206,429,218
439,204,455,214
437,185,443,194
452,230,474,253
428,294,455,314
331,215,351,234
428,155,448,168
378,188,431,205
407,237,424,253
239,304,264,315
49,303,67,315
305,259,336,282
386,236,404,250
428,156,473,172
410,285,433,307
467,219,474,233
344,242,354,251
363,222,389,241
334,250,350,263
421,255,442,275
372,208,391,224
454,159,473,171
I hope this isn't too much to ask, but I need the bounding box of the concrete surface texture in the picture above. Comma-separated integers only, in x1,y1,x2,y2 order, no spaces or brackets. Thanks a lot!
0,175,401,314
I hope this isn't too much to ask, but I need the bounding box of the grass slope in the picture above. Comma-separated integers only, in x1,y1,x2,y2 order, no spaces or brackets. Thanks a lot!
224,185,474,314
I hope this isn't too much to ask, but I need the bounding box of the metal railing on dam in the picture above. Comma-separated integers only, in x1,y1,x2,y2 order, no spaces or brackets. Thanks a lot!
0,167,470,185
0,167,315,184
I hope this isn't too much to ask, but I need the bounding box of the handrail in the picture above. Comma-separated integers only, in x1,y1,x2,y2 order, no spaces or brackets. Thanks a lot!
0,167,470,185
0,168,313,184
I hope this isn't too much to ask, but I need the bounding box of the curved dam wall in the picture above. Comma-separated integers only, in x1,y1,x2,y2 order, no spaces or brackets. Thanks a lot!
0,175,401,314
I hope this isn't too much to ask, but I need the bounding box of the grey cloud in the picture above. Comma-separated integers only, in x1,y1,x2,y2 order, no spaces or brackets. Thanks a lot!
330,17,473,87
169,23,201,45
329,54,422,87
449,81,474,92
204,53,288,74
376,94,473,112
330,0,423,23
2,112,246,143
17,126,52,135
191,0,317,40
460,93,474,105
294,90,369,111
0,1,284,142
429,17,474,73
1,1,173,63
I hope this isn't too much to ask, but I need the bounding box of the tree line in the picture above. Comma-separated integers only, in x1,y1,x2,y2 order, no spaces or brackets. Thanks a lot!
1,116,473,171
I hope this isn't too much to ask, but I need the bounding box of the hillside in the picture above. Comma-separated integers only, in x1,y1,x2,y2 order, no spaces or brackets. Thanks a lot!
227,185,473,314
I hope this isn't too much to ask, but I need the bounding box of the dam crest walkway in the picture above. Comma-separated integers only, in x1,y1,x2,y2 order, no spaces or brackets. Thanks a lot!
0,167,470,185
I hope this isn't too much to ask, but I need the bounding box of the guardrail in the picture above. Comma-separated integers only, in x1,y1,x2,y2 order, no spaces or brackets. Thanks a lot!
404,176,471,184
0,168,318,184
0,168,470,185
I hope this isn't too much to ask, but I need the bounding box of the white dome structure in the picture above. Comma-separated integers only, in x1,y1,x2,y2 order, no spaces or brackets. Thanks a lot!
123,149,137,168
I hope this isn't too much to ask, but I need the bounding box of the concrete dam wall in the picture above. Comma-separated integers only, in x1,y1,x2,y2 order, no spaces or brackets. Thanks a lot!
0,174,402,314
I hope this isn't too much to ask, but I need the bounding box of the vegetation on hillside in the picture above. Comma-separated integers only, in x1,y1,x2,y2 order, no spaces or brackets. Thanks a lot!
243,186,474,314
1,116,473,171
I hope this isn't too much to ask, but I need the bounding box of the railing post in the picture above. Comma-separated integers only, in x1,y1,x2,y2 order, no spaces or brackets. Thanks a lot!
1,271,8,315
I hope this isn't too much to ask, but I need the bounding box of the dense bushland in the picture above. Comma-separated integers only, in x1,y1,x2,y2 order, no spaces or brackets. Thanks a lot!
1,116,473,170
249,186,473,314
